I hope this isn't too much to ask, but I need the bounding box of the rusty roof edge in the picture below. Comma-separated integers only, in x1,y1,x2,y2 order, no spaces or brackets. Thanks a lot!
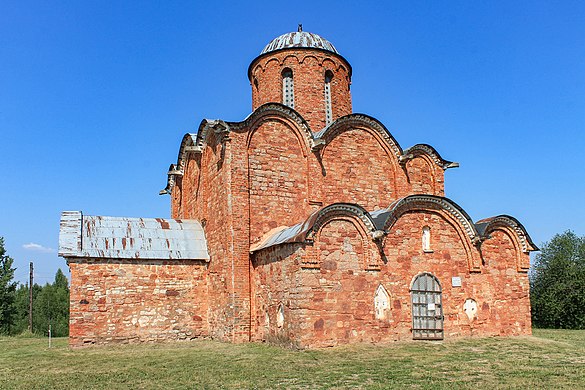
58,211,83,257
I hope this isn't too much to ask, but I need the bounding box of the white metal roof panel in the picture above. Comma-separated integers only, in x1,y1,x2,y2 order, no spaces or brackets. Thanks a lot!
58,211,209,261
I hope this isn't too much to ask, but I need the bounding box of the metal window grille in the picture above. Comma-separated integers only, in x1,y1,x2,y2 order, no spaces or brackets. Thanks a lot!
324,71,333,125
282,69,294,108
411,273,444,340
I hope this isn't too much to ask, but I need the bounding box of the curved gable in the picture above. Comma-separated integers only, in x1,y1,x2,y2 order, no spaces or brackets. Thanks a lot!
382,195,482,271
305,203,381,241
250,202,384,253
241,103,314,154
402,144,459,170
314,113,403,158
476,215,538,254
316,114,407,208
384,195,480,244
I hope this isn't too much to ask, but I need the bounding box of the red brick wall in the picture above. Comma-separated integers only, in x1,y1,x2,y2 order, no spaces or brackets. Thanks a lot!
171,131,253,342
251,209,532,348
248,120,310,243
68,259,208,347
383,212,480,339
320,128,405,210
180,153,201,219
474,229,531,335
250,49,352,131
251,244,306,344
407,156,440,195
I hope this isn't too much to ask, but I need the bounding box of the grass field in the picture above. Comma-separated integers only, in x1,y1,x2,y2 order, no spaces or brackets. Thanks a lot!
1,329,584,389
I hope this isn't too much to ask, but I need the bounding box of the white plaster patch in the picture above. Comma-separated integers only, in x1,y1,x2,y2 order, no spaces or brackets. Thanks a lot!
342,237,354,252
374,284,390,320
276,304,284,328
463,298,478,321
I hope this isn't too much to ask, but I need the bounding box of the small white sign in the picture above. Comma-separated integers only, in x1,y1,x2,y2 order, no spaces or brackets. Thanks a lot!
452,276,462,287
427,303,436,311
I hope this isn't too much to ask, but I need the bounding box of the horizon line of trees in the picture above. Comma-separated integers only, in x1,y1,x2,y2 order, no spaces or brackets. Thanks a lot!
0,237,69,337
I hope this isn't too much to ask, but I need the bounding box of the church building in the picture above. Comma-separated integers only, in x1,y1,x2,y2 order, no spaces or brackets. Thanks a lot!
59,28,538,347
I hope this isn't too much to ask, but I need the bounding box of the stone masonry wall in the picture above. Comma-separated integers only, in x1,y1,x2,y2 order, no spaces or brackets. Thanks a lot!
68,259,208,347
406,156,444,196
320,128,408,210
252,210,532,348
251,244,306,344
248,120,310,243
472,229,531,335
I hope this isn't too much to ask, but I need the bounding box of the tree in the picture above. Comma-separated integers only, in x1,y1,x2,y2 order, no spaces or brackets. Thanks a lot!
11,283,31,334
33,269,69,337
530,231,585,329
0,237,17,334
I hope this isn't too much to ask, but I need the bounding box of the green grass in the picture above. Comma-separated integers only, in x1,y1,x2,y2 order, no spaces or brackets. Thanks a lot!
1,329,584,389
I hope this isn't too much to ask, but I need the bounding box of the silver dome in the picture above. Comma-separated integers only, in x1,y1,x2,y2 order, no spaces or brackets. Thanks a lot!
261,31,338,55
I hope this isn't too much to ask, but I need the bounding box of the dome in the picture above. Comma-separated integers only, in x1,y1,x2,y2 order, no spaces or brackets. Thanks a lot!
260,29,338,55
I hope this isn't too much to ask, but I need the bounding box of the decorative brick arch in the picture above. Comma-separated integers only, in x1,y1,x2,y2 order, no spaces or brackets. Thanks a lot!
248,51,353,81
245,105,313,243
305,203,380,241
401,144,459,170
314,113,403,159
476,215,538,272
304,203,382,270
315,115,407,208
382,195,482,272
401,144,458,196
242,104,313,155
404,154,437,195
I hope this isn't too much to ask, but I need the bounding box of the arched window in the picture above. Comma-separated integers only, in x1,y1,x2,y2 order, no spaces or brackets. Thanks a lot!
411,273,443,340
422,226,432,252
324,70,333,125
282,68,294,108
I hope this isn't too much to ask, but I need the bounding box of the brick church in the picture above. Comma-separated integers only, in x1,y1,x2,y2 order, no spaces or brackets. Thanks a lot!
59,28,538,347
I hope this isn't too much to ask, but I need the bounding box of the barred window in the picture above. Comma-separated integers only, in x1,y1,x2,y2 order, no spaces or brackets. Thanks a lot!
324,70,333,125
282,68,294,108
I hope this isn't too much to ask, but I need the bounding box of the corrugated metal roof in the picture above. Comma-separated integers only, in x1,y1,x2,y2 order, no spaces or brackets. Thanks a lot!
58,211,209,261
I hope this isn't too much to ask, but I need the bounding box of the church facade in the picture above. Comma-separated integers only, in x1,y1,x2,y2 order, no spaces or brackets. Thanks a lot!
59,29,537,348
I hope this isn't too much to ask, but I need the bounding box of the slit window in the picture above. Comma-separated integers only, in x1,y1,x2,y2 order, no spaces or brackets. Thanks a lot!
422,226,432,252
324,70,333,125
282,68,294,108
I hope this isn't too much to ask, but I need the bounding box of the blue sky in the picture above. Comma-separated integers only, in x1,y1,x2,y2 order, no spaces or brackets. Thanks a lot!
1,1,584,284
